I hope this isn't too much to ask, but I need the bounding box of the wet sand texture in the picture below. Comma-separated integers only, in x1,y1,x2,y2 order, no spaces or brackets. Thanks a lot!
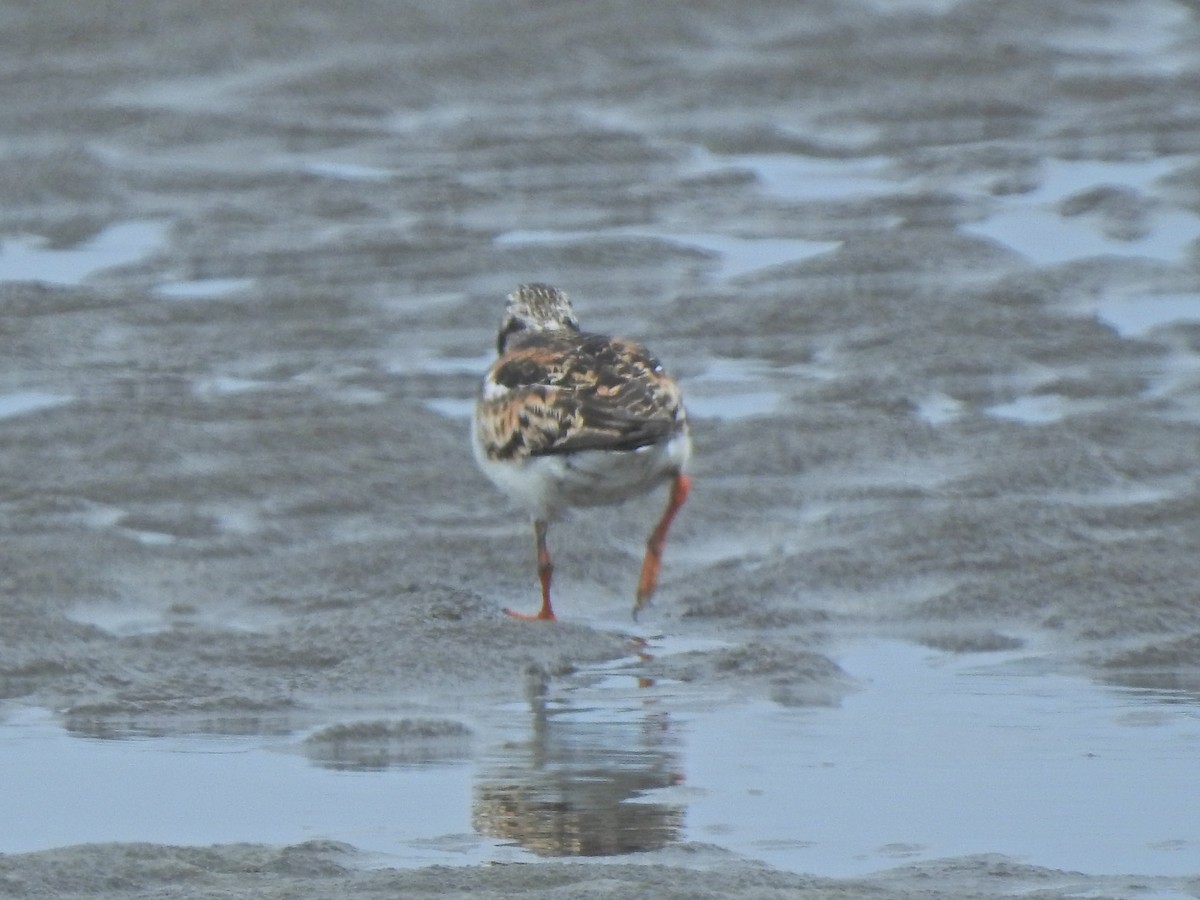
3,0,1200,896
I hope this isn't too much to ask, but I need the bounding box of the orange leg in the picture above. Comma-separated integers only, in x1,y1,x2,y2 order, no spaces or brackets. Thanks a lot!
634,472,692,619
505,518,557,621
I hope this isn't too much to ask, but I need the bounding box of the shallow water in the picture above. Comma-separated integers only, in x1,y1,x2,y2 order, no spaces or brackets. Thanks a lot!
4,639,1196,876
963,157,1200,266
0,221,168,286
1094,294,1200,338
154,277,255,300
684,642,1200,877
0,707,487,865
0,392,73,420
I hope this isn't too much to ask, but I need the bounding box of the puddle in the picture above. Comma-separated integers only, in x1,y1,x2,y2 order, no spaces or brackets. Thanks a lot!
192,376,275,397
684,149,1200,271
1024,158,1179,202
684,151,1200,272
915,392,966,426
2,639,1197,876
1059,290,1200,416
685,148,897,203
962,157,1200,266
684,641,1200,876
681,355,825,421
667,233,840,279
1093,293,1200,338
0,707,495,865
0,220,169,285
0,391,72,420
985,393,1074,425
155,277,255,299
967,205,1200,266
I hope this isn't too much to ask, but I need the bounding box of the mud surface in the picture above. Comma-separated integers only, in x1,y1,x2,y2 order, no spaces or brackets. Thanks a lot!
3,0,1200,896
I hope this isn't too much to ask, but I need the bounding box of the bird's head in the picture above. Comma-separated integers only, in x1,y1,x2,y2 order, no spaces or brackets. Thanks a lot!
496,283,581,354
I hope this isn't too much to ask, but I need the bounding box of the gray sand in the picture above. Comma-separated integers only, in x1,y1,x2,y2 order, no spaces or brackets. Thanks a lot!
3,0,1200,896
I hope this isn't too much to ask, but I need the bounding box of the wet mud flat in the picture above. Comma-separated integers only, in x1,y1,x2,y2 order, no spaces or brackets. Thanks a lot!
3,0,1200,897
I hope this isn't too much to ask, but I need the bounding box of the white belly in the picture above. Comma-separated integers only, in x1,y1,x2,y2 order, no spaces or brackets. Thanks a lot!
473,429,691,520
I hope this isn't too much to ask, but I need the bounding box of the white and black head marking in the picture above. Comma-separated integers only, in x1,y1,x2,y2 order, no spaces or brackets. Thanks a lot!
497,283,581,354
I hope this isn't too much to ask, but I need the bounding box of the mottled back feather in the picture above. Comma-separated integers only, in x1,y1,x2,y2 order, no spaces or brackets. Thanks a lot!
477,330,687,461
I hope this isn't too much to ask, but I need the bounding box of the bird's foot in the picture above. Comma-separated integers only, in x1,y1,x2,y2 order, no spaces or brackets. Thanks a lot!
503,606,557,622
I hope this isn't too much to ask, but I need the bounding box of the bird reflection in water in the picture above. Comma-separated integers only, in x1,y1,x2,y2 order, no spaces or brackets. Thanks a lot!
472,689,684,857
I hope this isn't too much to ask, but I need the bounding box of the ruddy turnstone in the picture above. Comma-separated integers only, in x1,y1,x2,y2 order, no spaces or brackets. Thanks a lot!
472,284,692,621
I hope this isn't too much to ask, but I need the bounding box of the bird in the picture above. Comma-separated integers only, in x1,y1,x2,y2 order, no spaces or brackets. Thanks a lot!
472,283,692,622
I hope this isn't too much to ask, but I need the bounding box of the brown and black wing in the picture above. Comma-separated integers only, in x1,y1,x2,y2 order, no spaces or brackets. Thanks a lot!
475,332,686,461
538,334,685,455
